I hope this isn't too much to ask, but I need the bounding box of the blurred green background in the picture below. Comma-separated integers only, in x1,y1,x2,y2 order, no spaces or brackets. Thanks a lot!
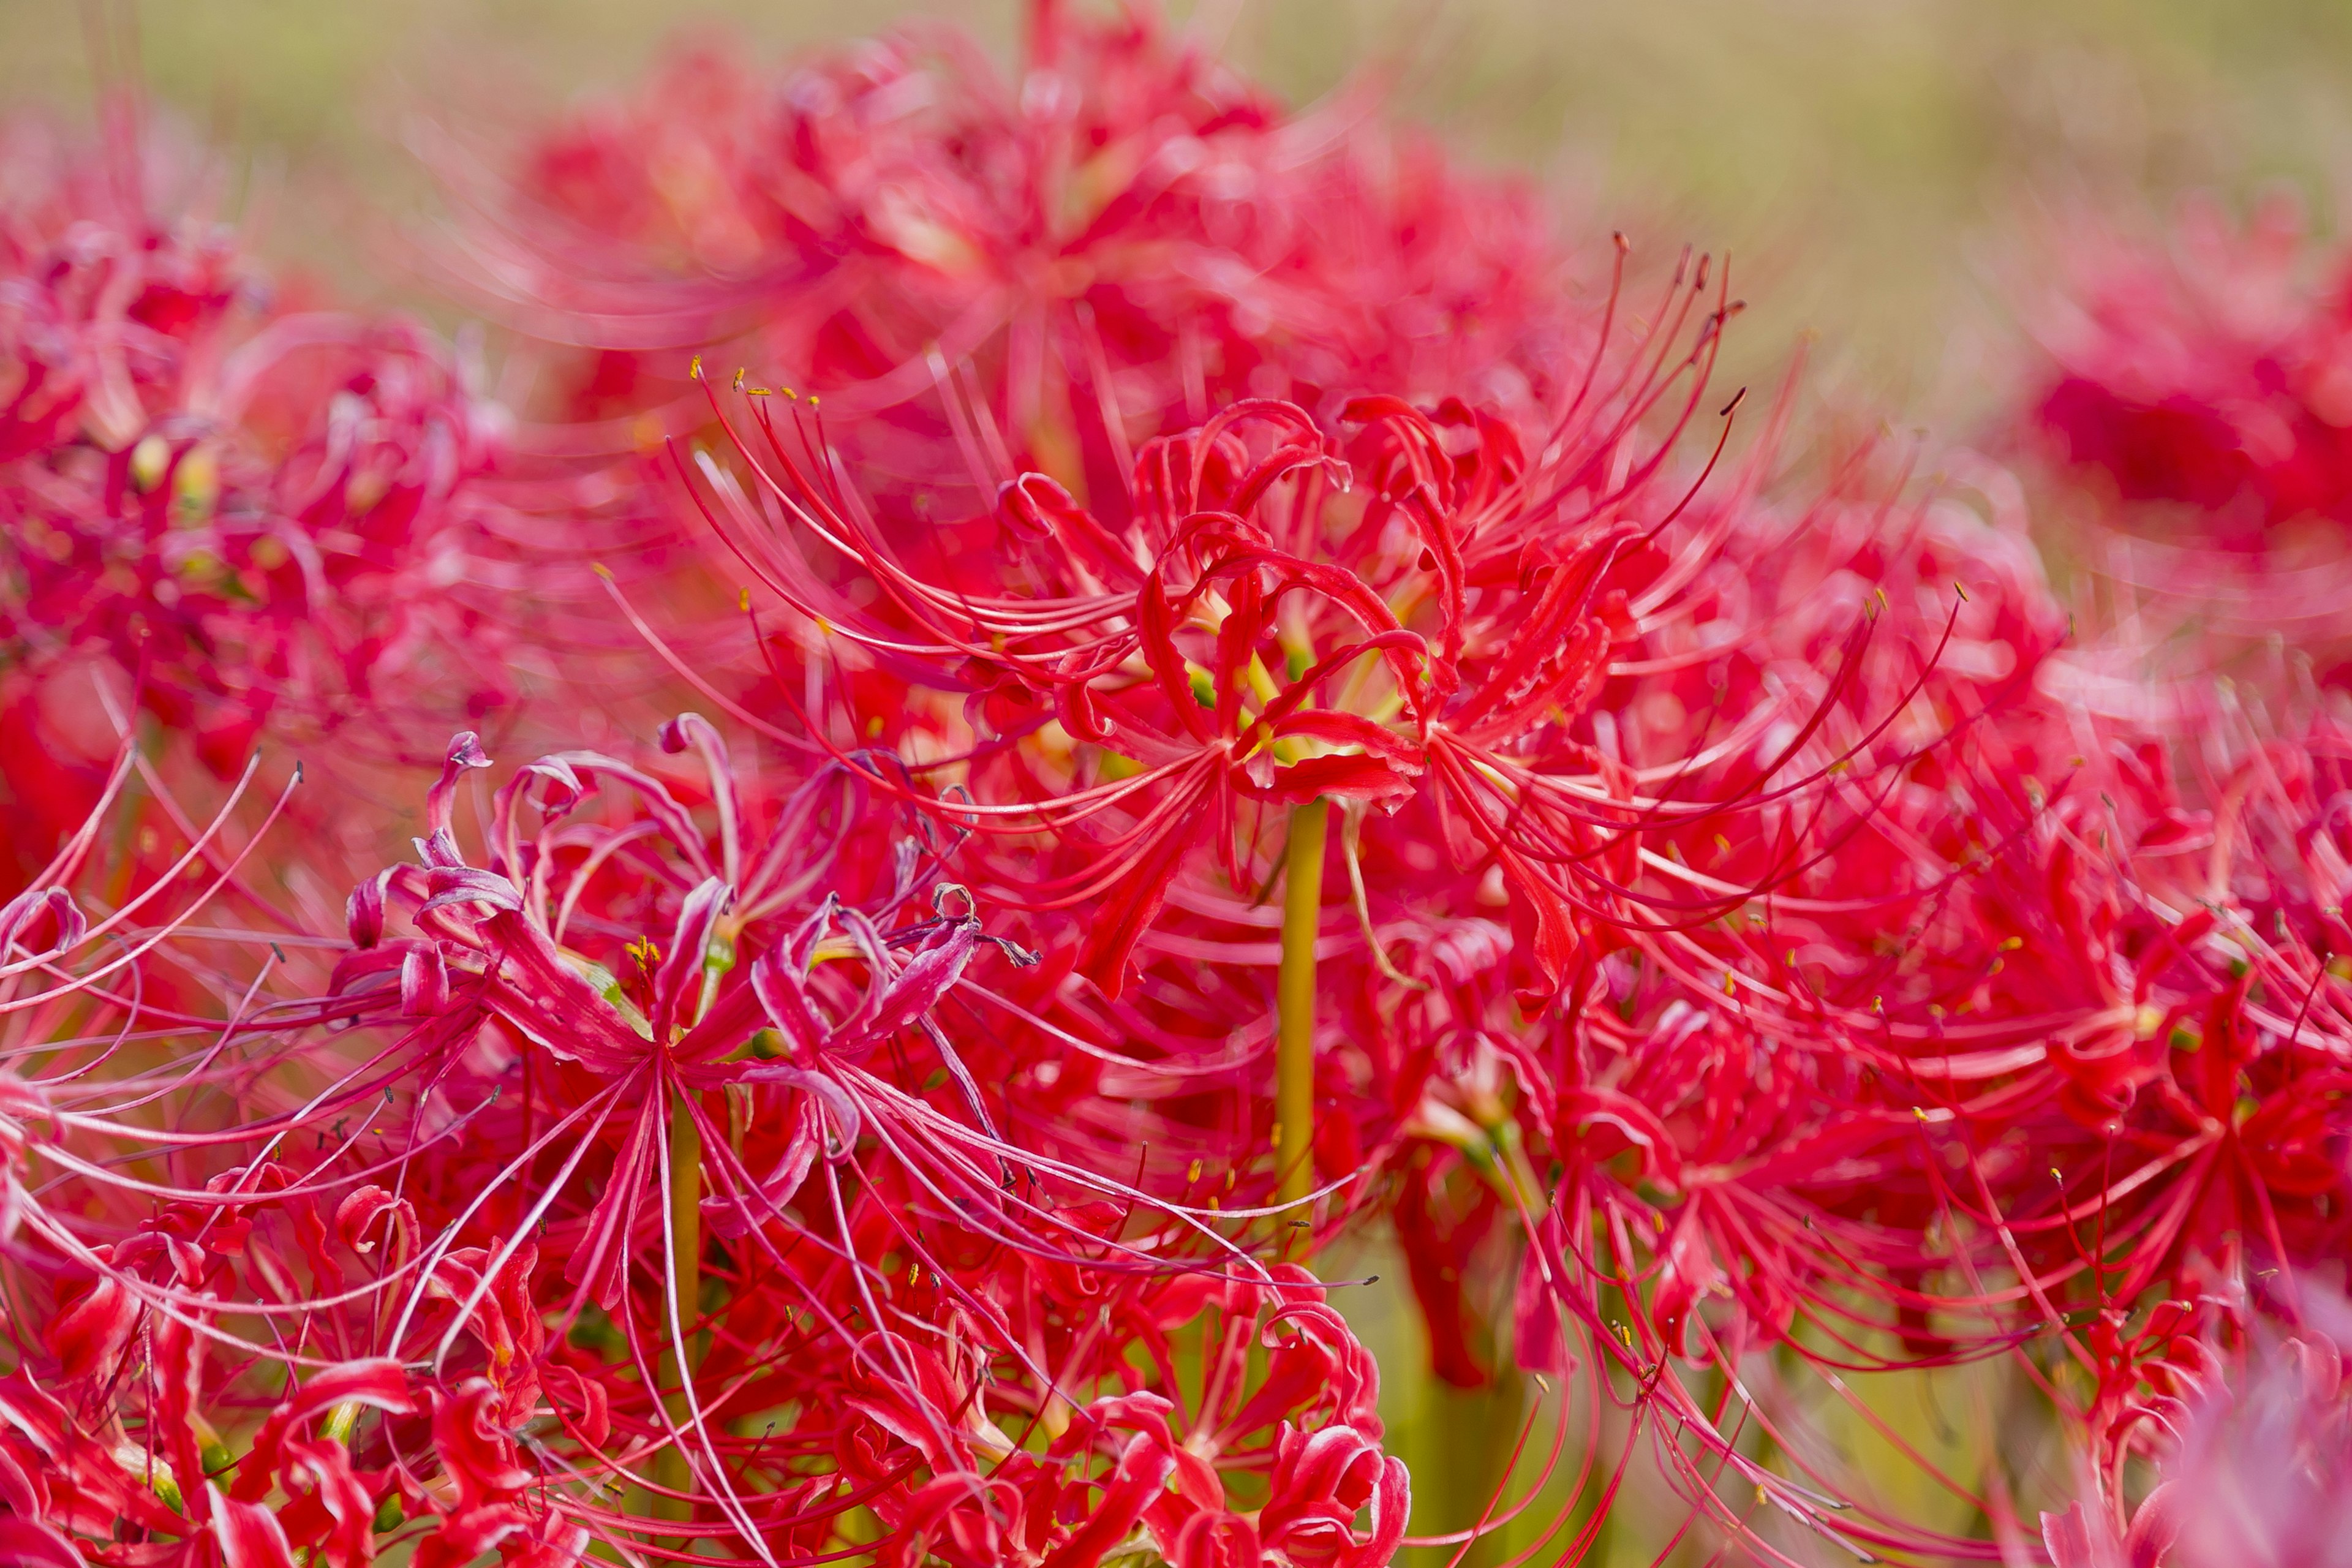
5,0,2342,1559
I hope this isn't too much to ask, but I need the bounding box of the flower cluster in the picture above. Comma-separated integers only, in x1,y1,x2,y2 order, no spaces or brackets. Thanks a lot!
4,6,2351,1568
2041,1304,2352,1568
2,726,1408,1567
0,106,525,900
2019,194,2352,682
2028,193,2352,536
470,2,1581,456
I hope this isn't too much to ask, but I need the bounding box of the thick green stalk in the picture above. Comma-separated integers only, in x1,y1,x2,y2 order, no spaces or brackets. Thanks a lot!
654,1089,703,1523
1277,799,1329,1207
668,1090,703,1368
1425,1373,1527,1567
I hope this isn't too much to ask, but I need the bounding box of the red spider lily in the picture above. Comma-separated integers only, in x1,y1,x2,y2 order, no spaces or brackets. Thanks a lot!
2029,191,2352,535
2018,192,2352,682
0,737,432,1567
659,274,1822,1438
0,722,1410,1567
657,252,2163,1558
673,246,1822,1001
1836,701,2352,1341
0,106,524,894
447,0,1590,518
29,5,2352,1563
1540,627,2352,1556
424,0,1617,794
2043,1305,2352,1568
859,1267,1404,1568
1271,452,2157,1558
1494,461,2084,1347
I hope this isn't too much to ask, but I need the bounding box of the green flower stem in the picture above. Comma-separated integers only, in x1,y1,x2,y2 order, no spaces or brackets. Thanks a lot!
654,1088,703,1524
1277,798,1329,1208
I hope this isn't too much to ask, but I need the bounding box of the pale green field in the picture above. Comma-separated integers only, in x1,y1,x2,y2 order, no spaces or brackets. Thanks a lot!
5,1,2340,1560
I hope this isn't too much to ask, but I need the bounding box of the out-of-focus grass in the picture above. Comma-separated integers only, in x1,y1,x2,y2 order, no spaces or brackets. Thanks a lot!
1257,0,2352,423
6,1,2343,1559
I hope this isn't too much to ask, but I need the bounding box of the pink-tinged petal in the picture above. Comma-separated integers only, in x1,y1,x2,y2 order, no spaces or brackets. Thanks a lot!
2120,1482,2181,1568
417,867,524,919
486,1516,590,1568
747,948,839,1065
149,1316,211,1527
2041,1501,2116,1568
414,1506,530,1568
1250,750,1420,809
850,919,979,1046
507,756,588,823
0,889,85,959
0,1438,48,1518
533,750,716,878
345,872,390,949
43,1273,135,1387
1648,1207,1722,1359
1172,1512,1259,1568
1076,780,1212,998
1000,473,1145,586
1494,845,1580,997
278,1438,382,1568
233,1359,416,1503
1038,1430,1177,1568
706,1095,822,1237
475,910,650,1071
0,1519,86,1568
729,1059,862,1150
401,946,450,1016
426,733,493,839
211,1486,299,1568
1347,1457,1411,1568
650,875,732,1039
1513,1215,1569,1377
559,1095,662,1310
539,1365,611,1450
660,712,741,874
334,1186,415,1253
430,1381,533,1516
1555,1087,1684,1188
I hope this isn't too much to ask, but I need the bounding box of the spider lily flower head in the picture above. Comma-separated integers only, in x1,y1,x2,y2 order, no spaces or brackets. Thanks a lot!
332,720,1020,1306
854,1265,1404,1568
2044,1309,2352,1568
674,301,2082,1330
0,739,453,1565
2028,190,2352,538
309,725,1404,1558
678,263,2138,1554
1378,776,2345,1564
451,0,1591,540
0,722,1411,1564
1572,661,2352,1447
0,107,250,459
0,105,515,843
1887,705,2352,1327
2018,192,2352,678
676,243,1842,1003
2157,1319,2352,1568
